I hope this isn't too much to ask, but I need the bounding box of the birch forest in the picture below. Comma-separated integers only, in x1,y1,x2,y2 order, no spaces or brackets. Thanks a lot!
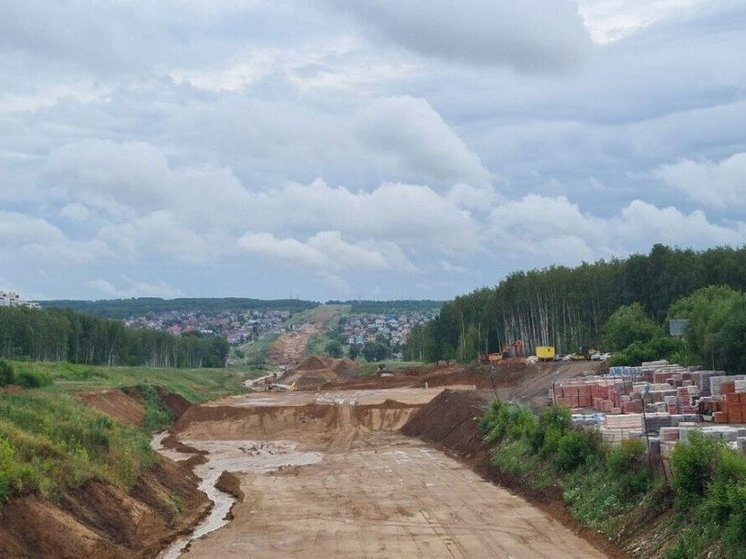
404,245,746,362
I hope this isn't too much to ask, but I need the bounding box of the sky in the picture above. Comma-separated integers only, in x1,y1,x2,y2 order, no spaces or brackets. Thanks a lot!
1,0,746,302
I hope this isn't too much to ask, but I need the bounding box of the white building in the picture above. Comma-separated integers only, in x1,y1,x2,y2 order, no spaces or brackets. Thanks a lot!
0,291,40,309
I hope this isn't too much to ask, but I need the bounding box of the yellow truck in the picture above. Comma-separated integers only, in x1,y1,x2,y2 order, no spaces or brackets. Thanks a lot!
535,346,556,361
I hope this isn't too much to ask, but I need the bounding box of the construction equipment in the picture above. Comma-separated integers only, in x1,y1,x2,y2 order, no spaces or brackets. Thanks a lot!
501,340,525,359
535,346,555,361
480,340,525,364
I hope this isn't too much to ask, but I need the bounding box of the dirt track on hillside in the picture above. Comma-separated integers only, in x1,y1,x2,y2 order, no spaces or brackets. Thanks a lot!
268,306,339,367
168,387,608,559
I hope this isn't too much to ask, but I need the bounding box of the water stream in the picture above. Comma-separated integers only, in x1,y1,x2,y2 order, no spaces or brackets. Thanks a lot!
151,432,321,559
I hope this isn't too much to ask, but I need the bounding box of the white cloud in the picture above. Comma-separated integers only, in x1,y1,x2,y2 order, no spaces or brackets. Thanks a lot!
356,96,492,187
328,0,590,72
655,153,746,210
86,277,183,299
0,211,106,264
579,0,711,43
59,202,91,222
238,230,406,272
487,195,745,266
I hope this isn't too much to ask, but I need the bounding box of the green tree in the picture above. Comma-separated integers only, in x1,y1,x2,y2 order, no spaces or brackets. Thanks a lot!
325,340,343,358
348,345,359,360
716,300,746,373
668,286,744,369
602,303,661,351
362,341,389,362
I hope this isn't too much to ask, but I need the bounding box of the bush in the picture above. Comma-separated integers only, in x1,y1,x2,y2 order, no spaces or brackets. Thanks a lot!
16,369,52,388
607,439,651,496
554,429,603,472
0,360,15,386
671,432,721,507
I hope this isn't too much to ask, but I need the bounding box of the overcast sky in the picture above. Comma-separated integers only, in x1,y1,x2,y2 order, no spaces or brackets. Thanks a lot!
2,0,746,301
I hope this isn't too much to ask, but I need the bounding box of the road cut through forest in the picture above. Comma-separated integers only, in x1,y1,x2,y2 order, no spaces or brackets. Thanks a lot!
158,385,610,559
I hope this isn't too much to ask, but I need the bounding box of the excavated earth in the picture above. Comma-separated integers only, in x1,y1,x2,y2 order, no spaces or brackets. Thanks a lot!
0,387,209,559
163,385,613,559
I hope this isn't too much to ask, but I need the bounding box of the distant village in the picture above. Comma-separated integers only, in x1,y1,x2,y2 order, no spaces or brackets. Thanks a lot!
124,309,292,345
340,312,436,348
123,308,436,348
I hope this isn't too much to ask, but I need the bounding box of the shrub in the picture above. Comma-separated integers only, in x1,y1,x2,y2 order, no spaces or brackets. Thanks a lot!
554,429,603,472
16,369,53,388
607,439,651,496
671,432,721,507
0,360,15,386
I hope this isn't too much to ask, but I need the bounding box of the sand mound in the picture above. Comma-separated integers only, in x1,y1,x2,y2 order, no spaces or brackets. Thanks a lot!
295,356,328,371
401,390,490,458
283,357,360,389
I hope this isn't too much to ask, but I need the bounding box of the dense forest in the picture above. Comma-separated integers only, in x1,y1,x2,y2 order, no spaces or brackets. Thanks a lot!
40,297,318,319
404,245,746,368
0,306,228,368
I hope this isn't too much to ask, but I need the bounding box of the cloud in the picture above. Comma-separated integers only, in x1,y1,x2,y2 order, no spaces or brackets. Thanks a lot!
327,0,591,72
356,96,492,187
0,211,106,264
86,277,183,299
486,195,745,266
237,230,405,272
578,0,710,43
655,152,746,210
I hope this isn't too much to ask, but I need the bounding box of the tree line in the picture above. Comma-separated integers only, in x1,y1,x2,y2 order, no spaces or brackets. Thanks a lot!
404,244,746,364
0,306,228,368
40,297,318,319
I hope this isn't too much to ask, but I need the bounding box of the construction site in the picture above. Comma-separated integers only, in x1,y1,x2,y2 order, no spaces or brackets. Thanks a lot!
151,355,613,559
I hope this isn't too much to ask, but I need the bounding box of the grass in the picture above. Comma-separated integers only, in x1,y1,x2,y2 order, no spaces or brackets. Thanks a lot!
0,360,260,506
7,360,256,403
231,333,280,368
0,391,156,503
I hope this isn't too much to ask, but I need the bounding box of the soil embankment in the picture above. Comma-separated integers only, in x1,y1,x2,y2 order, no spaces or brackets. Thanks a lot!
402,389,629,559
0,387,210,559
0,458,210,559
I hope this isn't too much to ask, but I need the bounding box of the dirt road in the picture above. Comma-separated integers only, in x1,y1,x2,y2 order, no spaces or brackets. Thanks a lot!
167,388,608,559
268,306,340,367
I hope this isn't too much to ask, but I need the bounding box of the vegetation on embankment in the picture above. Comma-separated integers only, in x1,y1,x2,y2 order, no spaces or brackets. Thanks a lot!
481,400,746,558
0,359,254,506
0,305,229,367
404,244,746,369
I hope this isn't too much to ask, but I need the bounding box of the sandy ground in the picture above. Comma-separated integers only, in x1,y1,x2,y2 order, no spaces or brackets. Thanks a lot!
206,385,479,407
167,387,608,559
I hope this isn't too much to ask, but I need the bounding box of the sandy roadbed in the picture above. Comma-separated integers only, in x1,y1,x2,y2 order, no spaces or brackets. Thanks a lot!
169,388,607,559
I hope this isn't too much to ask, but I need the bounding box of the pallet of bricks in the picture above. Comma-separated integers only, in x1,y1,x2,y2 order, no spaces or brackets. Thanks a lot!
553,376,613,409
659,423,746,458
699,376,746,424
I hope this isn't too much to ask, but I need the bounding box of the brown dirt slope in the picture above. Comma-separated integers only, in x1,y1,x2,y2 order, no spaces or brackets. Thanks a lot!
0,458,210,559
280,356,358,389
402,389,628,559
315,360,604,406
77,388,146,427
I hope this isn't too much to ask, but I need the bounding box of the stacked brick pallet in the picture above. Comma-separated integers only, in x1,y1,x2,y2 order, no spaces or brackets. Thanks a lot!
702,376,746,424
659,423,746,458
554,373,700,415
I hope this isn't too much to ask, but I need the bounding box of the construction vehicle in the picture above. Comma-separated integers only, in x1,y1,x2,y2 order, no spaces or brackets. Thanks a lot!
480,340,525,364
535,346,555,361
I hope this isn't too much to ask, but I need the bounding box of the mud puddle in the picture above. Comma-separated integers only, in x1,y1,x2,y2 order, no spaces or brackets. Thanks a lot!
154,436,321,559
